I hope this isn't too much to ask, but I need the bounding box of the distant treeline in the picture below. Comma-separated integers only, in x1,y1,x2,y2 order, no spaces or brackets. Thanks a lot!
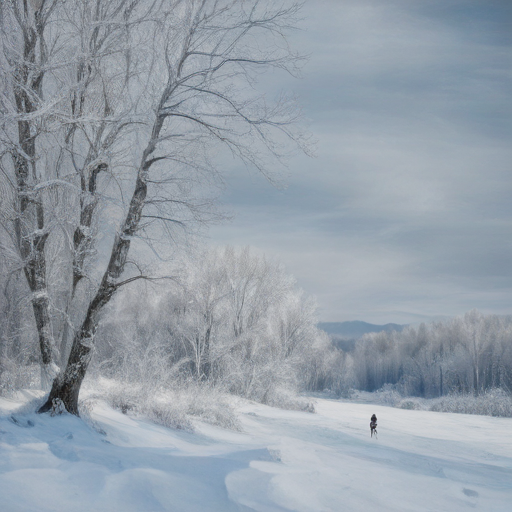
347,311,512,397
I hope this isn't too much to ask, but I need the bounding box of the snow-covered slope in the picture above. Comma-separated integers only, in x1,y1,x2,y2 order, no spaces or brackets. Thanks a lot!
1,392,510,511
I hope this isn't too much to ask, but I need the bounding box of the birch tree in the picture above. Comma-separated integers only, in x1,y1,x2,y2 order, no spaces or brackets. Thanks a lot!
0,0,306,414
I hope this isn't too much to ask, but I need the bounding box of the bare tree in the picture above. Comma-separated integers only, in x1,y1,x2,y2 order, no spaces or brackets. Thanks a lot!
1,0,307,414
0,0,62,387
457,310,497,396
93,244,325,406
1,1,162,389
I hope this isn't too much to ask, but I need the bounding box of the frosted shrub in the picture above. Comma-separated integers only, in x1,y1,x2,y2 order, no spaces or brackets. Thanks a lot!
351,387,512,418
398,398,423,410
0,361,40,396
264,388,315,412
429,389,512,417
373,384,402,406
83,377,241,431
181,385,241,431
145,402,194,432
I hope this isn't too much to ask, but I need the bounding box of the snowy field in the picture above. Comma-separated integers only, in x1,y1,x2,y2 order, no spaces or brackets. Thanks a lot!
1,392,511,512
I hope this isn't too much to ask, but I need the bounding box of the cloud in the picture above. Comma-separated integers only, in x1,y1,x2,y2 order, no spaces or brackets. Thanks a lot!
210,0,512,324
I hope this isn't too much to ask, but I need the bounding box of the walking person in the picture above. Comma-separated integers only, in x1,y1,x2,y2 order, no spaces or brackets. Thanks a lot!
370,414,377,438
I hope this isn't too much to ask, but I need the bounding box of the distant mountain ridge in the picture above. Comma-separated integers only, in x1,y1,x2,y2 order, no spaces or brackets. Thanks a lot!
318,320,406,339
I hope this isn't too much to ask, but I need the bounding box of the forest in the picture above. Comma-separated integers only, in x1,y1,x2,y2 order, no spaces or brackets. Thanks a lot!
350,310,512,398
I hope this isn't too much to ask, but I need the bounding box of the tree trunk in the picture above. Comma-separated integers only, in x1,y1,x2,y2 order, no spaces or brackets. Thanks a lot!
473,364,479,397
38,275,116,414
200,324,212,381
12,7,57,386
39,171,150,414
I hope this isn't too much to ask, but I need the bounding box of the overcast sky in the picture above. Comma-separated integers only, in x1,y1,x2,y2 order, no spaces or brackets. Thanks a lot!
209,0,512,325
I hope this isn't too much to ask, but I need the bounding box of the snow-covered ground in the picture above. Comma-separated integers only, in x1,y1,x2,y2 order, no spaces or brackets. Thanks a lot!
1,392,511,512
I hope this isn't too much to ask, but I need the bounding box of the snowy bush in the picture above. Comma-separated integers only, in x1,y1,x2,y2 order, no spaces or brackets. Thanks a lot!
372,384,403,406
82,377,241,431
260,387,315,413
350,386,512,418
398,399,423,410
0,361,40,396
144,402,195,432
428,389,512,417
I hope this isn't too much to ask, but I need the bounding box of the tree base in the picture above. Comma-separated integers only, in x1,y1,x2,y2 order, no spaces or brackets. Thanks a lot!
38,378,81,416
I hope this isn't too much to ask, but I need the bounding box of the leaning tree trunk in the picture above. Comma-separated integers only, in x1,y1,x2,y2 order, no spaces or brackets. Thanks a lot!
38,273,116,414
38,97,167,414
38,171,149,414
